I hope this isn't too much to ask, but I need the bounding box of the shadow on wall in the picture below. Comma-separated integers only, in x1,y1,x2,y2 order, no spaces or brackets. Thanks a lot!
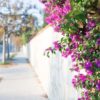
26,43,30,62
0,77,3,82
49,52,66,100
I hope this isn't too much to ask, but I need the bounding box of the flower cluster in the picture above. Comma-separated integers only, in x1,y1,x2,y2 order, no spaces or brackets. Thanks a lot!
44,0,71,32
43,0,100,99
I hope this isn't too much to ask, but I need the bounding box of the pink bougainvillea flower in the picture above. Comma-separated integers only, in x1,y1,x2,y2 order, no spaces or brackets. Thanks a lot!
53,41,61,50
88,20,96,27
72,78,77,87
96,80,100,91
96,38,100,46
85,61,92,70
95,59,100,68
79,74,87,83
86,70,93,75
62,48,72,58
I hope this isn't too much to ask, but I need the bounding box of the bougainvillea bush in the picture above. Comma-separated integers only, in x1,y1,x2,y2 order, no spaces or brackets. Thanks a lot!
41,0,100,100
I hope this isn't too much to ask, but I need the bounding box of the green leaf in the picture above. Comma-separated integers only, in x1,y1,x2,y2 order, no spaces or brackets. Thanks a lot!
78,44,84,51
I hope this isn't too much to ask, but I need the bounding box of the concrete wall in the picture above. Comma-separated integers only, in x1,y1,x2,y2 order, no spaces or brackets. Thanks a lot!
22,26,79,100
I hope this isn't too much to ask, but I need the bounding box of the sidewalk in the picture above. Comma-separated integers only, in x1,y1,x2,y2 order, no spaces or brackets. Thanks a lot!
0,52,48,100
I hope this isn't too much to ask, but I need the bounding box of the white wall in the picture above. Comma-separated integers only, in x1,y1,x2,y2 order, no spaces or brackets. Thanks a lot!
23,26,79,100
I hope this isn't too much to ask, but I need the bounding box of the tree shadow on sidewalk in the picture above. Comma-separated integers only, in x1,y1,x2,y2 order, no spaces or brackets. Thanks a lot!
12,57,29,64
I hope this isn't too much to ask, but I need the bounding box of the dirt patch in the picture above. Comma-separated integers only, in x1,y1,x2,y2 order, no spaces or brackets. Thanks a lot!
0,62,14,68
42,94,48,98
0,77,3,82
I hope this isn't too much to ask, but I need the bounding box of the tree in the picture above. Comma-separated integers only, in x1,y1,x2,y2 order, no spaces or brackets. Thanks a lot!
0,0,35,63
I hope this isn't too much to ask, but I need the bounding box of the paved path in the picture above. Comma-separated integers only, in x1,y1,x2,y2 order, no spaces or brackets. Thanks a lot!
0,52,48,100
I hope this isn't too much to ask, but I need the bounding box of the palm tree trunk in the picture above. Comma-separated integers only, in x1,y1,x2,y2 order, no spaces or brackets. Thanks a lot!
2,32,6,63
7,35,10,59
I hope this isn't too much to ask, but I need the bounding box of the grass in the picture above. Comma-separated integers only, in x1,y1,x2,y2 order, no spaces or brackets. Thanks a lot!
0,54,15,65
0,61,13,68
0,61,10,65
0,52,17,66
